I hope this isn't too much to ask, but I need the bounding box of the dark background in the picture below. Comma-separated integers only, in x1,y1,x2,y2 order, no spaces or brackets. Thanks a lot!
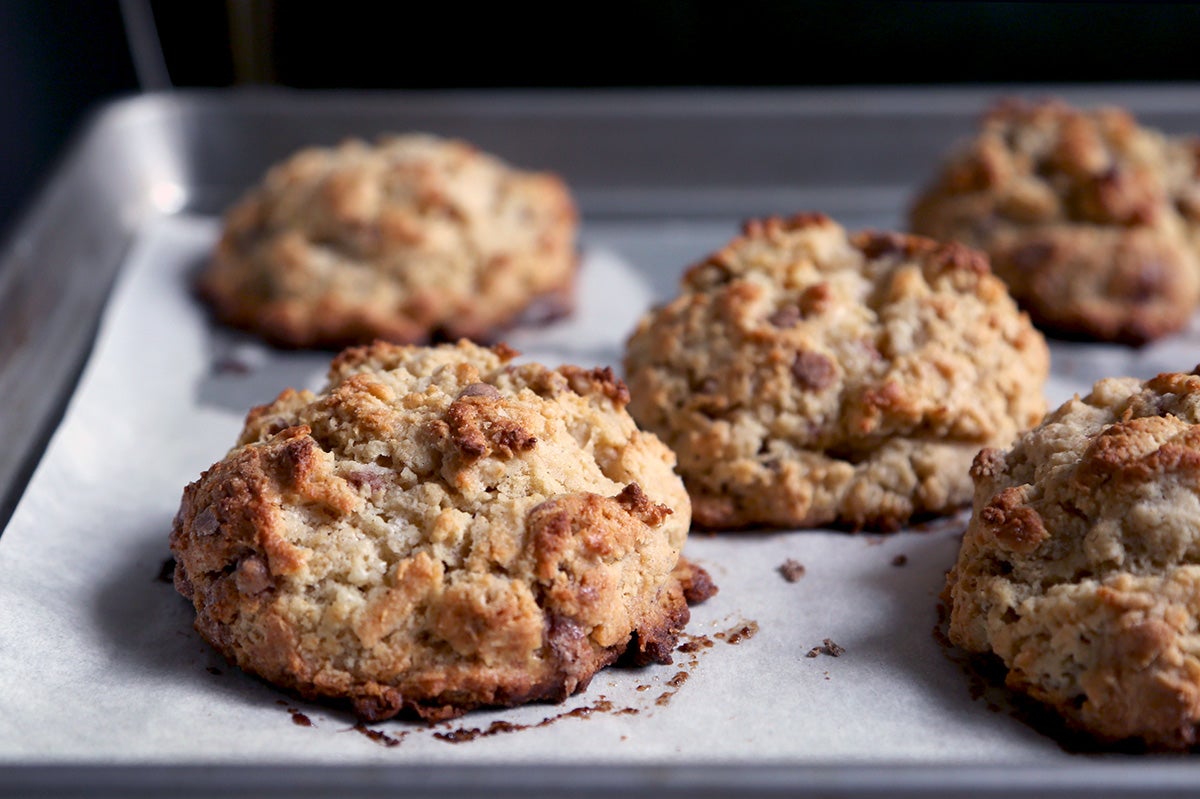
4,1,1200,242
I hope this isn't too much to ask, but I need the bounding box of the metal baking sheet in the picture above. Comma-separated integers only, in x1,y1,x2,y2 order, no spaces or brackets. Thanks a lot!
4,87,1200,798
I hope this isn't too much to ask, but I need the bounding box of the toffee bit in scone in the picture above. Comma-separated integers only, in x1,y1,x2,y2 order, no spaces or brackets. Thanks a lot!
806,639,846,658
170,340,711,723
891,554,908,567
624,212,1048,532
779,559,807,582
946,369,1200,750
197,134,579,349
910,98,1200,346
791,351,837,392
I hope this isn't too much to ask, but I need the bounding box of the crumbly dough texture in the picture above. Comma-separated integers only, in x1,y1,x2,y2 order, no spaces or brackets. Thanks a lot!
910,98,1200,345
947,369,1200,748
623,213,1048,531
198,134,578,348
171,340,710,721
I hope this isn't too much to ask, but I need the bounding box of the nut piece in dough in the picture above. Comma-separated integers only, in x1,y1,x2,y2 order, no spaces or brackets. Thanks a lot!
198,134,578,348
947,368,1200,749
623,213,1048,531
170,340,712,721
910,98,1200,345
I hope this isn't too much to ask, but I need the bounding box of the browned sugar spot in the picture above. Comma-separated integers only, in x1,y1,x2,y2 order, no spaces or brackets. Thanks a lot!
490,342,520,362
561,365,631,406
615,482,673,527
800,283,833,316
445,397,538,460
979,486,1049,553
970,447,1007,480
891,554,909,567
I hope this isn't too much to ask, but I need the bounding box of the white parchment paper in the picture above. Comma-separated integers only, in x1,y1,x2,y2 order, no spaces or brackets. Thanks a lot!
3,212,1199,767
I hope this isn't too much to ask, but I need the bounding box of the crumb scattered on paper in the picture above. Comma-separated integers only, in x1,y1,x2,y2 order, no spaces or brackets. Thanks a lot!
779,559,806,582
715,620,759,645
806,639,846,658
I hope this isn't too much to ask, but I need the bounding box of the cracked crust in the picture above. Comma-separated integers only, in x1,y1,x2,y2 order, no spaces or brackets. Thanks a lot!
197,134,578,349
946,368,1200,748
910,98,1200,345
623,213,1048,531
170,340,711,721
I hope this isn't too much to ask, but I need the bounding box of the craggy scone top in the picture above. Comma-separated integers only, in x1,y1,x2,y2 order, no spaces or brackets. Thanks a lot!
911,98,1200,344
948,370,1200,749
170,341,708,722
624,213,1048,531
198,134,578,348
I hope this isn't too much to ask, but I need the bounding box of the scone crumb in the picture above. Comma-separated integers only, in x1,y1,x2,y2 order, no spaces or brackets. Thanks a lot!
806,639,846,658
779,559,807,582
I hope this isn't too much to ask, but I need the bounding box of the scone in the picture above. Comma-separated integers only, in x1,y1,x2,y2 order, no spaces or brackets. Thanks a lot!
170,340,712,721
197,134,578,349
910,98,1200,345
946,368,1200,749
623,213,1048,531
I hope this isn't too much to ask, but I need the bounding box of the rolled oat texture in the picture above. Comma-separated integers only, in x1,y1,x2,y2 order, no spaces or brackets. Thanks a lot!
171,340,711,721
947,369,1200,748
624,212,1048,531
198,134,578,348
911,98,1200,345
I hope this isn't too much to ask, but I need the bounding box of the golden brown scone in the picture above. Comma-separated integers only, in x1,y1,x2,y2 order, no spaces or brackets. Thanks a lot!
947,369,1200,749
197,134,578,349
623,213,1048,532
910,98,1200,345
170,340,712,721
